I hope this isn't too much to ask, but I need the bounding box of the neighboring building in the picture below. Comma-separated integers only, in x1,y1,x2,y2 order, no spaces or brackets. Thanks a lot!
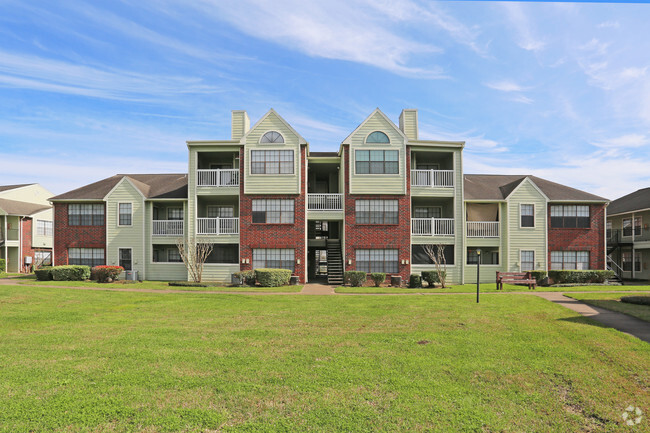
606,188,650,280
50,109,608,284
0,184,54,273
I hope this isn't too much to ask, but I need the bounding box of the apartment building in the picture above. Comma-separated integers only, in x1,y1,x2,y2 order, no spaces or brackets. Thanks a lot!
50,109,608,284
0,184,54,273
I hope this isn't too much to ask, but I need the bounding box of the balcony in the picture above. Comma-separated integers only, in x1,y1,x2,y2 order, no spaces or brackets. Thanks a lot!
307,193,343,211
197,217,239,235
152,220,184,237
197,169,239,187
466,221,499,238
411,218,454,236
411,170,454,188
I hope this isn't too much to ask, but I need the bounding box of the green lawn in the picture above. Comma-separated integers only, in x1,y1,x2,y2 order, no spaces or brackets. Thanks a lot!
0,285,648,432
335,283,650,294
566,292,650,322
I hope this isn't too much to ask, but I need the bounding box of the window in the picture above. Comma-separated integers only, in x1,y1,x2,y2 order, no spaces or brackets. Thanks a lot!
355,150,399,174
413,207,442,219
622,251,632,272
206,244,239,264
253,249,294,271
167,208,183,220
636,251,642,272
167,248,182,263
251,150,294,174
118,203,132,226
355,200,398,224
551,251,590,270
68,204,104,226
356,249,399,273
623,217,642,237
520,250,535,270
119,248,132,271
252,200,294,224
520,204,534,228
68,248,104,267
34,251,52,266
207,206,234,218
412,245,455,265
466,248,499,265
260,131,284,143
606,221,612,239
550,205,590,228
153,246,182,263
36,220,53,236
366,131,390,143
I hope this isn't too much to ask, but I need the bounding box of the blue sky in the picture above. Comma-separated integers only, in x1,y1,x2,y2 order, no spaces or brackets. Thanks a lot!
1,1,649,199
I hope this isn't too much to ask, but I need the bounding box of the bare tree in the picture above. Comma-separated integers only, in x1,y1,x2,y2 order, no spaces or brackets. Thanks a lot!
176,236,213,283
423,244,448,288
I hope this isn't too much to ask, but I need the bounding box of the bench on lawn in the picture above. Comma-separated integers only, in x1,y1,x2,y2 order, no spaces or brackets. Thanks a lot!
496,271,536,290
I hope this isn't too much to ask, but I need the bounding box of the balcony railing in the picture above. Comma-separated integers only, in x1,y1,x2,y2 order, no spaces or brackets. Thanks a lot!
466,221,499,238
197,217,239,235
411,218,454,236
197,169,239,187
411,170,454,188
152,220,184,236
307,193,343,211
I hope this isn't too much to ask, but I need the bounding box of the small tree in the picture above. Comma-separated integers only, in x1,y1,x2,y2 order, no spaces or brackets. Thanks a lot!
423,244,448,288
176,236,213,283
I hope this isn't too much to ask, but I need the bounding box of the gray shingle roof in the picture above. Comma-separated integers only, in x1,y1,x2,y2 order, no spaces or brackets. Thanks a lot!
607,188,650,215
50,174,188,201
0,198,50,216
464,174,607,202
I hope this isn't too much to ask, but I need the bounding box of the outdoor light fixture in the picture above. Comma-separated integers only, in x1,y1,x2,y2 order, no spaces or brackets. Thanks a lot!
476,249,482,304
296,259,301,265
406,259,409,265
348,259,352,265
401,259,405,265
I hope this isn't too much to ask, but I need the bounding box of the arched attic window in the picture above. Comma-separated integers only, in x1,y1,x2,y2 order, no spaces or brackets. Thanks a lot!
260,131,284,144
366,131,390,143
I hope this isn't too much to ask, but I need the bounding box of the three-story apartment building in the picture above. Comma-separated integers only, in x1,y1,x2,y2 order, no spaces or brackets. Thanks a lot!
50,109,608,284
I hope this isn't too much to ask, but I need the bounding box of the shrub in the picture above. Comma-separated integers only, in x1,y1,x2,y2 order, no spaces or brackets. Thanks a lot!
233,270,256,286
51,265,91,281
91,265,124,283
421,270,446,287
529,271,547,286
344,271,367,287
0,258,5,273
35,267,53,281
169,281,209,287
548,270,614,284
255,268,291,287
370,273,386,287
621,296,650,306
409,274,422,288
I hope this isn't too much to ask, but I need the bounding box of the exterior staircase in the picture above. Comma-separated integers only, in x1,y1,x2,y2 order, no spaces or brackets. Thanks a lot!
326,239,344,285
606,256,625,285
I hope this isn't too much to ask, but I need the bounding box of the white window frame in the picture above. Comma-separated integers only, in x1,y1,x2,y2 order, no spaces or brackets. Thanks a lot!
167,247,182,263
353,149,400,176
520,250,535,271
36,219,53,237
117,202,133,227
259,130,285,144
206,205,235,218
413,206,442,219
167,207,183,221
520,203,535,228
249,149,295,176
118,247,133,271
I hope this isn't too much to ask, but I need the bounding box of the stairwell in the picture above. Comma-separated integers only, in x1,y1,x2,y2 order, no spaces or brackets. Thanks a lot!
326,239,344,285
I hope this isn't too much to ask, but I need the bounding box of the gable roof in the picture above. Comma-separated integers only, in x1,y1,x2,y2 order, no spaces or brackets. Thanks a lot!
607,187,650,215
0,198,50,216
241,109,307,145
50,174,188,201
464,174,607,202
0,184,33,193
342,108,407,145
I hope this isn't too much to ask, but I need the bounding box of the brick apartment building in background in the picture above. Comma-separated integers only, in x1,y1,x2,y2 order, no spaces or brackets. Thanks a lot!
49,109,608,284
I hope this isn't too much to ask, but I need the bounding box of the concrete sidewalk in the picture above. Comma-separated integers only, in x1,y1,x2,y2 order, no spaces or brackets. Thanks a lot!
300,284,335,295
533,292,650,343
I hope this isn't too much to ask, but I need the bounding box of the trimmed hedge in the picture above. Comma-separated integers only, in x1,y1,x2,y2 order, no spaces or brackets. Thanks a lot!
51,265,91,281
621,296,650,306
409,274,423,288
233,270,256,286
255,268,291,287
91,265,124,283
35,267,53,281
169,281,209,287
0,258,5,273
421,270,445,286
530,271,547,286
344,271,367,287
548,270,614,284
370,273,386,287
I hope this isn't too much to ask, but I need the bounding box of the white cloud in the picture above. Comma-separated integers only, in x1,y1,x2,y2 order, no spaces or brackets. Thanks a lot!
620,67,647,80
509,95,534,104
502,3,546,52
485,80,528,92
598,21,620,29
593,134,650,149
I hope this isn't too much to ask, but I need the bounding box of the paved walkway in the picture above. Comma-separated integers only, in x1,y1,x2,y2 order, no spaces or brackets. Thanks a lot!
300,283,335,295
532,292,650,343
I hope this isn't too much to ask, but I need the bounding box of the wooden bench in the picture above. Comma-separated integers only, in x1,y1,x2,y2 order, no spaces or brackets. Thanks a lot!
496,271,536,290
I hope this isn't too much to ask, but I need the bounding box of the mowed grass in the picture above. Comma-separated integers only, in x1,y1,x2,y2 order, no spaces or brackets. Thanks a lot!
335,283,650,294
0,286,649,432
566,292,650,322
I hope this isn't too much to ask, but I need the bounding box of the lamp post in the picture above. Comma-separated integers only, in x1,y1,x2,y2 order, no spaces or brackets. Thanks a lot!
476,249,481,304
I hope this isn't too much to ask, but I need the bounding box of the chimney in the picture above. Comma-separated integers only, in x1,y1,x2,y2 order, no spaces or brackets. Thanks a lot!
231,110,250,141
399,109,418,140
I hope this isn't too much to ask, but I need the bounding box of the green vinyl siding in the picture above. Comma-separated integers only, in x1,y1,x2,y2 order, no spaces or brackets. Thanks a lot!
203,264,240,283
411,264,461,285
106,179,145,277
31,209,54,249
146,263,188,281
506,180,547,272
464,264,504,284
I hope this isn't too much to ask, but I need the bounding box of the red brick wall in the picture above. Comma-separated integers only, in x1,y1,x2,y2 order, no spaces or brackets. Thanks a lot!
53,203,106,266
547,203,606,269
238,145,307,283
20,218,34,272
343,145,411,282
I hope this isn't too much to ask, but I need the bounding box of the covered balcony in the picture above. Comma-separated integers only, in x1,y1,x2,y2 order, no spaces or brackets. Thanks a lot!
152,203,185,237
307,193,343,211
410,151,454,188
466,203,500,238
307,157,343,216
196,151,240,188
411,197,455,237
196,196,239,236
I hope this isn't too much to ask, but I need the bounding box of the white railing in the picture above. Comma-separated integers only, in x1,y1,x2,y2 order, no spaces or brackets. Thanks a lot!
411,218,454,236
411,170,454,188
307,193,343,211
197,169,239,187
197,217,239,235
466,221,500,237
152,220,184,236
